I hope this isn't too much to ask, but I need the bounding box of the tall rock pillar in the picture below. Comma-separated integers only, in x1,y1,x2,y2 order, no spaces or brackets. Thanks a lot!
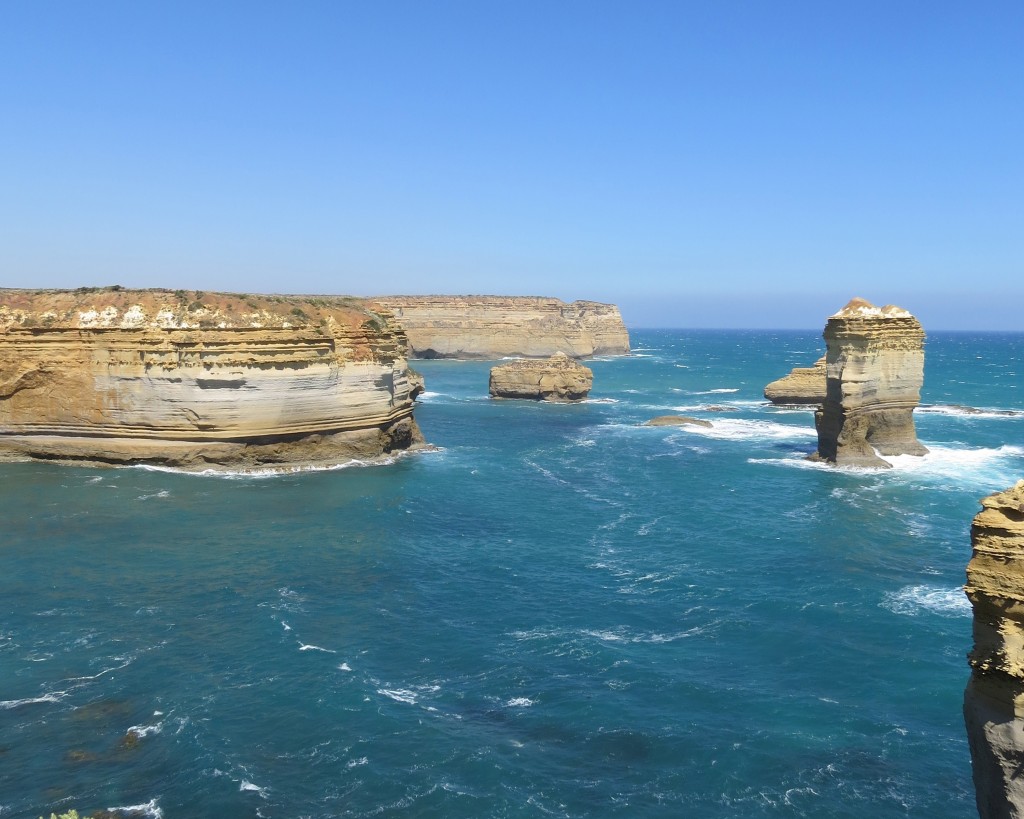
812,298,927,468
965,481,1024,818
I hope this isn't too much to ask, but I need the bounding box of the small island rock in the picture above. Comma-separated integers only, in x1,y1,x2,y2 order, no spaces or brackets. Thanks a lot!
642,415,712,428
488,353,593,402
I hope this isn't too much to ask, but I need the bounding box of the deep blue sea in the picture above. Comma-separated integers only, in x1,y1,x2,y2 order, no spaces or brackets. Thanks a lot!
3,329,1023,819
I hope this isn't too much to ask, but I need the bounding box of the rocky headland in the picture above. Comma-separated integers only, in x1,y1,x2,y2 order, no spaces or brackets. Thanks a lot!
369,296,630,359
964,480,1024,819
764,356,827,405
0,288,424,471
811,298,927,468
488,353,593,402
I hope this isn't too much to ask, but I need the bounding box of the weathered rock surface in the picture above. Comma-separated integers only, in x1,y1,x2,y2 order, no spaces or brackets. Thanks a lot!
368,296,630,359
0,288,424,471
811,298,928,468
764,356,827,405
642,415,713,428
965,480,1024,819
488,353,593,402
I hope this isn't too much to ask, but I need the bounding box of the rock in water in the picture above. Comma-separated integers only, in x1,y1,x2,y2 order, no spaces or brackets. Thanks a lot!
764,356,827,405
488,353,593,402
0,288,425,471
642,415,712,428
368,296,630,359
964,480,1024,819
811,298,928,468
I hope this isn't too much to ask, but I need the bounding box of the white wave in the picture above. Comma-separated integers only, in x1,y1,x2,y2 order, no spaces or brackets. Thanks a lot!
87,475,104,483
127,449,424,479
347,756,369,768
674,418,817,441
103,799,162,819
918,404,1023,419
882,585,970,618
584,397,619,404
298,643,336,653
280,621,291,631
240,781,269,798
506,697,535,707
337,662,352,672
416,391,445,400
126,721,163,739
137,489,170,500
379,688,419,704
682,388,741,395
0,692,66,709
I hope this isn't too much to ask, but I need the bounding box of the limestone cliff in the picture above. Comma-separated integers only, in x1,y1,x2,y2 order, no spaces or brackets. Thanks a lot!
764,356,827,405
0,288,423,471
489,353,593,402
368,296,630,359
812,298,927,468
965,480,1024,819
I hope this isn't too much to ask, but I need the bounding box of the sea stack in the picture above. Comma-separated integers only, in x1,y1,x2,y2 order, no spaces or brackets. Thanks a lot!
764,356,827,405
812,298,927,468
0,288,424,471
488,353,593,402
964,480,1024,819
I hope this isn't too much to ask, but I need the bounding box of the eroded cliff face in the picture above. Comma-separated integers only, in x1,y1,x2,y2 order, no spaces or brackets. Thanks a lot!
368,296,630,359
764,356,827,405
0,288,423,471
812,298,927,468
965,480,1024,819
488,353,593,402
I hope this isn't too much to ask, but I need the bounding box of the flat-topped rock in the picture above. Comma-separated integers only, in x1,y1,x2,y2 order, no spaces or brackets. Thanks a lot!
0,288,425,471
642,415,712,428
488,353,593,402
964,480,1024,818
811,298,927,468
368,295,630,359
764,356,827,405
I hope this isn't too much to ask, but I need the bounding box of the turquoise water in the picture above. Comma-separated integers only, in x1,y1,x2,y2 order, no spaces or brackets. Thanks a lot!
2,329,1023,818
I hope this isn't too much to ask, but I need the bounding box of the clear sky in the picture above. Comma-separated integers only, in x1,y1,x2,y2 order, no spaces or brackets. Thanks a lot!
2,1,1021,329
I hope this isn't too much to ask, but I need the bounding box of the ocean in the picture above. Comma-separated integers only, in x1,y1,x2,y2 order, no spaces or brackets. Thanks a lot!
2,329,1023,818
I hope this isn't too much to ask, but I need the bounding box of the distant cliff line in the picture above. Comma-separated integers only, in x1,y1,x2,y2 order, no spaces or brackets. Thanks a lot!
368,295,630,359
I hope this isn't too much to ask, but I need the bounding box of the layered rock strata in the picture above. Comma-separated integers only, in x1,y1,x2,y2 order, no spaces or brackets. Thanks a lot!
368,296,630,359
489,353,593,402
764,356,827,405
0,288,424,471
964,480,1024,818
811,298,927,468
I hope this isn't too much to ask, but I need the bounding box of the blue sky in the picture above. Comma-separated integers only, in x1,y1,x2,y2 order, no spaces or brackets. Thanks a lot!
2,2,1020,329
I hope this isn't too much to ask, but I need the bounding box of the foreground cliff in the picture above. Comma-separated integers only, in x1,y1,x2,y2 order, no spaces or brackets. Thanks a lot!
368,296,630,359
812,298,927,468
965,480,1024,819
0,288,423,471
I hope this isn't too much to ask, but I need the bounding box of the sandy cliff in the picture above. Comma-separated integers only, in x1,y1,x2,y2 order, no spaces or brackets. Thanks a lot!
368,296,630,359
812,298,927,468
965,480,1024,819
764,356,827,405
0,288,423,471
488,353,593,402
